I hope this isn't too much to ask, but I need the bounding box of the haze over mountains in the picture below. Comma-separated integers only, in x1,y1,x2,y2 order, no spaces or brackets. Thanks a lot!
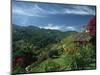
13,23,85,34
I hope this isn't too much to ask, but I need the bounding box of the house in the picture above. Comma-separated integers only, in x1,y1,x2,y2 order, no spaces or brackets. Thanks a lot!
73,16,96,46
73,32,92,46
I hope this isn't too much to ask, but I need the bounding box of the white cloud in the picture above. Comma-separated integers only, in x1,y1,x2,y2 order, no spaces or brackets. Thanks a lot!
12,4,46,17
63,6,95,15
40,24,77,31
45,5,95,15
13,3,95,17
40,24,60,30
65,26,77,31
32,5,95,15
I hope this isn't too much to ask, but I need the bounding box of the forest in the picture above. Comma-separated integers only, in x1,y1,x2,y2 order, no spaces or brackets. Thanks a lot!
12,17,96,75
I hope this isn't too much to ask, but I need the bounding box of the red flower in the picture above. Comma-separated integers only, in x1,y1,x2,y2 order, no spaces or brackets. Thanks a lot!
15,56,25,62
86,16,96,36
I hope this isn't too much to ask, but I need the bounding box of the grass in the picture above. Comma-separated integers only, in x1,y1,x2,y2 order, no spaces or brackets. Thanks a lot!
26,53,74,73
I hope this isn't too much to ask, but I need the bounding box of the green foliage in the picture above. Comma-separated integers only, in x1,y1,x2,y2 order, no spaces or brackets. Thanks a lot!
44,59,61,72
12,66,25,75
73,43,96,70
61,35,96,70
12,25,96,74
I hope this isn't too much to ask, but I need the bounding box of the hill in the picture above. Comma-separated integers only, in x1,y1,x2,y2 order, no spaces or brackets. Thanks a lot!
12,24,96,74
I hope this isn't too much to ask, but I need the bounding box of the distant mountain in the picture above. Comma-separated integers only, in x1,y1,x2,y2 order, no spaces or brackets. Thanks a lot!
13,24,77,33
12,24,77,45
13,24,40,30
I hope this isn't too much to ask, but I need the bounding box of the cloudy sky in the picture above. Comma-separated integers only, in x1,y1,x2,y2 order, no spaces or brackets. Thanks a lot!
12,1,96,32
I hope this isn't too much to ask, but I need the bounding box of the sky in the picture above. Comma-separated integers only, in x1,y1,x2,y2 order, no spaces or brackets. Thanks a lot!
12,1,96,32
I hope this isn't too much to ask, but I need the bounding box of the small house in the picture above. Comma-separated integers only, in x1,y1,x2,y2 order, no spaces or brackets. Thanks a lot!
73,32,92,47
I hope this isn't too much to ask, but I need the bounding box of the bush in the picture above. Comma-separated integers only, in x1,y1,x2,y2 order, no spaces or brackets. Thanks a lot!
72,43,95,70
44,60,60,72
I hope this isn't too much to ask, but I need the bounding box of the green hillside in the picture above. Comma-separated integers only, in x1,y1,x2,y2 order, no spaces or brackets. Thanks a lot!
12,25,96,75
